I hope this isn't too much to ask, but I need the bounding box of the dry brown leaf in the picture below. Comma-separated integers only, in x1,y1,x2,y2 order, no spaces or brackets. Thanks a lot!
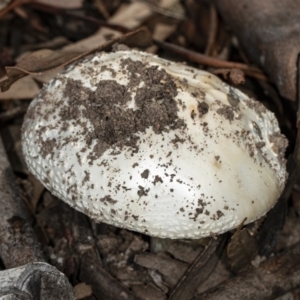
34,0,83,9
227,226,258,274
0,27,152,93
0,76,39,100
21,36,70,52
112,2,152,29
0,0,11,11
147,23,178,53
61,2,152,53
136,0,185,20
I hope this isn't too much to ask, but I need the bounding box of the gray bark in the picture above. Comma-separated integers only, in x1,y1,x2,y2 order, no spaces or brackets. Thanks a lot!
0,262,75,300
0,137,44,268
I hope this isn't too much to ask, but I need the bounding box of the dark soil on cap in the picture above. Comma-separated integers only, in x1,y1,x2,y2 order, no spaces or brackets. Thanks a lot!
59,57,185,162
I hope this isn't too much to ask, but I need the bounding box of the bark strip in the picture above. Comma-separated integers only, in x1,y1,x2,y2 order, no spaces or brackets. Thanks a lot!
0,136,44,268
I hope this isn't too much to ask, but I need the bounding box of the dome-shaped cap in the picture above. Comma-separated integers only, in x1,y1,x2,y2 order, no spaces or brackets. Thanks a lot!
22,50,288,238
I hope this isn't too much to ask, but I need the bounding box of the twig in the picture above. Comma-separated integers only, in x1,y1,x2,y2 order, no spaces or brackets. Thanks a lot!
28,3,130,33
195,241,300,300
154,40,266,78
0,0,33,19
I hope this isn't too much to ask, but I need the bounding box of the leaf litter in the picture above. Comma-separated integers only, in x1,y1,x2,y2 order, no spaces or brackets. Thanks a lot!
1,1,300,299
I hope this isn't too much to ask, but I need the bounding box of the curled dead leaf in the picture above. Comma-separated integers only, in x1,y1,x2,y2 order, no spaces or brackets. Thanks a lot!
0,27,152,93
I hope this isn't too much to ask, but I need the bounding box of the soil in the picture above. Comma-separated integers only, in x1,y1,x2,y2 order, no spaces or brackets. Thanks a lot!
59,58,184,162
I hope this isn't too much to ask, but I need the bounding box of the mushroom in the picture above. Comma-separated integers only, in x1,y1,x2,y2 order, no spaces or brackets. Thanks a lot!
22,50,288,239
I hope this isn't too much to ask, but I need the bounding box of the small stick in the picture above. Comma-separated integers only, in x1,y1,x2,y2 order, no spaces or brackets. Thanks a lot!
154,39,264,75
0,0,32,19
27,3,130,33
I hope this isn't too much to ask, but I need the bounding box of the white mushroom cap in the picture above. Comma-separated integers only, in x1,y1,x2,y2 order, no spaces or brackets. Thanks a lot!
22,50,288,239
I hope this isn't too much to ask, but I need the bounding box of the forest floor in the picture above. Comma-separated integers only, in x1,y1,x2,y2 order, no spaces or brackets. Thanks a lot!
1,1,300,299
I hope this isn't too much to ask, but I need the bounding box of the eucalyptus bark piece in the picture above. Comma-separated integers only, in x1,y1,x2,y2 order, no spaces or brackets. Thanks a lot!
0,262,75,300
0,136,44,268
